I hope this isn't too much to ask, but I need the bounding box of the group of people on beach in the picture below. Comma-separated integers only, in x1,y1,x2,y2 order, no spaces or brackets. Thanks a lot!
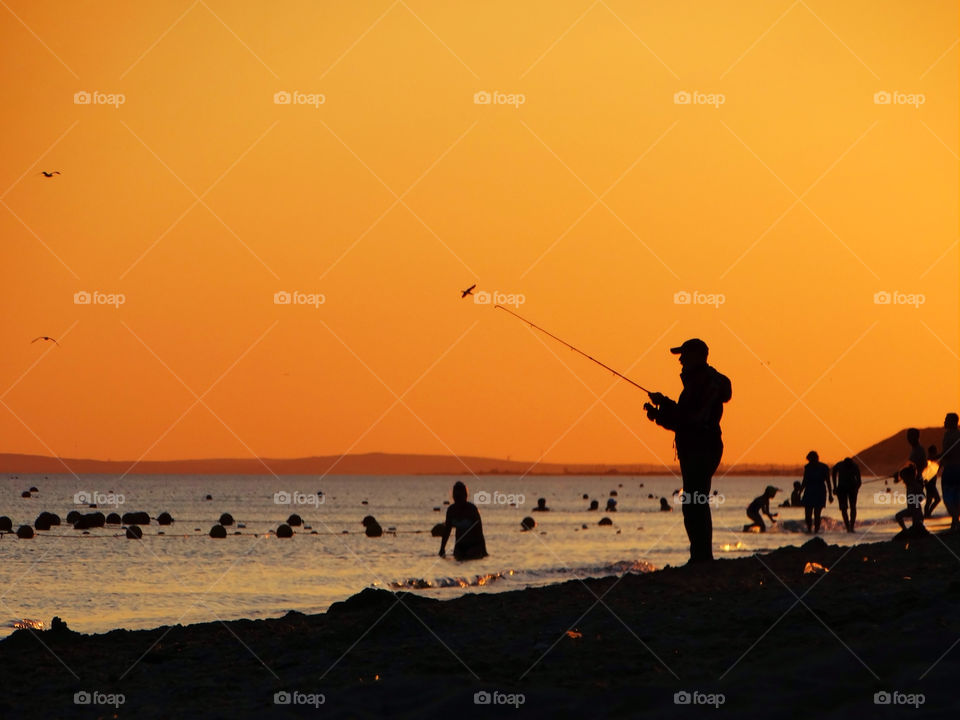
436,337,960,564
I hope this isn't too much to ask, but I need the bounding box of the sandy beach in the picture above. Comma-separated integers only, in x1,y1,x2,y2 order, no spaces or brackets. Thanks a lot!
2,531,958,718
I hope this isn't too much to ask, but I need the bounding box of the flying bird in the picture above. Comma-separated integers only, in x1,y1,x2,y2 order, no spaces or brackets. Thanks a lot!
40,171,61,178
31,336,59,346
460,283,476,298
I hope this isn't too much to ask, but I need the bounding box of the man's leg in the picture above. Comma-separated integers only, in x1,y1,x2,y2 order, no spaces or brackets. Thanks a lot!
804,506,813,532
679,443,721,562
849,489,858,531
837,492,850,532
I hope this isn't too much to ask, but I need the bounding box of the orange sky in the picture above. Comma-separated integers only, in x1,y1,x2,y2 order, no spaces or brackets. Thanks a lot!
1,1,957,469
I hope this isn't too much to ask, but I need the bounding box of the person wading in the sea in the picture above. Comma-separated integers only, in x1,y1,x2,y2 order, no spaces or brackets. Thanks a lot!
644,338,732,563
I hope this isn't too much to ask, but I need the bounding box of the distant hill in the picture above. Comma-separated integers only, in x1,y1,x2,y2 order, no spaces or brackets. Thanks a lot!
0,452,801,477
852,426,944,477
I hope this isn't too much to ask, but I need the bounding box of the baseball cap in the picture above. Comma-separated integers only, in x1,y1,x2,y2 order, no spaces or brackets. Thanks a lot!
670,338,709,356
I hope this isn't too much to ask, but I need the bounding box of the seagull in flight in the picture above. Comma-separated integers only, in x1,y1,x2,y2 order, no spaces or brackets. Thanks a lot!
31,336,59,346
460,283,476,299
40,171,61,178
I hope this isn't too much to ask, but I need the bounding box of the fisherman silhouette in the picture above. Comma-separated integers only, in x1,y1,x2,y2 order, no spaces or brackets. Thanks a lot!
800,451,832,533
644,338,731,563
939,413,960,532
438,481,488,560
831,457,861,532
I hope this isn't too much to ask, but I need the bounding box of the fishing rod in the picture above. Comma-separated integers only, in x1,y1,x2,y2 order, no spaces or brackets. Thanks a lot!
494,304,653,394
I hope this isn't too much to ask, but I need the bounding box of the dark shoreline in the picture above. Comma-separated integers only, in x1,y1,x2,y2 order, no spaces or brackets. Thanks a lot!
2,533,959,718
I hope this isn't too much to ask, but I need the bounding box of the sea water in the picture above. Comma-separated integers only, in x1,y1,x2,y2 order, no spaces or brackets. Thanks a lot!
0,474,912,635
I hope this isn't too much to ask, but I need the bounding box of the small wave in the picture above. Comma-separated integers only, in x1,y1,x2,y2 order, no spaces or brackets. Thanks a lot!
390,571,512,590
8,618,44,630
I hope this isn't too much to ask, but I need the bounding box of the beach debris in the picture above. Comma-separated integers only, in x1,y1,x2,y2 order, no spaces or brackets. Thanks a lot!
218,513,234,526
803,562,829,575
286,514,302,527
16,525,34,539
598,517,613,526
430,523,445,537
157,512,174,526
276,524,293,538
520,517,536,531
0,516,12,532
125,526,143,539
362,516,383,537
106,513,122,524
122,511,150,525
565,630,583,639
34,512,60,530
209,525,227,539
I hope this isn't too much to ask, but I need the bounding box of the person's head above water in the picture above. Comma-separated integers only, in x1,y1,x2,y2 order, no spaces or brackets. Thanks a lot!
670,338,708,369
806,450,819,462
452,481,468,503
945,413,959,429
793,481,802,489
907,428,920,444
536,497,547,508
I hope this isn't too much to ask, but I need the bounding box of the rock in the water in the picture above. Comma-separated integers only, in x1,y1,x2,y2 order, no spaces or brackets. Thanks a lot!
0,516,12,532
430,523,446,537
34,512,60,531
209,524,227,538
219,513,234,526
122,511,150,525
362,515,383,537
598,517,613,526
16,525,34,539
521,517,536,531
125,526,143,539
74,512,106,530
276,524,293,538
286,514,302,527
157,512,173,526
